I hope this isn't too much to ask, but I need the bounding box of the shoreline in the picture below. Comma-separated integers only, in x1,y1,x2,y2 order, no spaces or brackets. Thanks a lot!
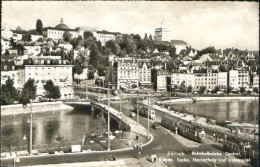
1,101,73,116
160,96,259,104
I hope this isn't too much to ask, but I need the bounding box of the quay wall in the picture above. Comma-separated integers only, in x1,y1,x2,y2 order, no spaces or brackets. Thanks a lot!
161,96,259,103
1,101,73,116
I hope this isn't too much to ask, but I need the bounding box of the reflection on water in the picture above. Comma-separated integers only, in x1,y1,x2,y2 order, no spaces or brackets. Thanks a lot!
171,100,259,123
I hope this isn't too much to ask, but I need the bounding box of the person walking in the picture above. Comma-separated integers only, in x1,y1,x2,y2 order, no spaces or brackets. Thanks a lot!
128,139,131,146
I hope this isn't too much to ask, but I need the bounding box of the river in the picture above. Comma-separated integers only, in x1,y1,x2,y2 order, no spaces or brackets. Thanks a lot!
1,104,147,153
165,99,259,123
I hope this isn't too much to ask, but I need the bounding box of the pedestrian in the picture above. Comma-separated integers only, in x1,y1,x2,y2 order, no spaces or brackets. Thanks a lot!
213,133,216,140
138,151,141,159
128,139,131,146
140,143,143,150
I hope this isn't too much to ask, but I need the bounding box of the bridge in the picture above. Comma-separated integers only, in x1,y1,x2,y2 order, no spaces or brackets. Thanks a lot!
90,101,131,130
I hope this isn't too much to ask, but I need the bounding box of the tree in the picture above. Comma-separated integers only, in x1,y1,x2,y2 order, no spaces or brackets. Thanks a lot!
63,31,72,42
212,86,220,93
240,87,246,93
253,87,259,93
179,81,186,93
69,37,79,49
19,78,37,105
97,66,105,76
73,62,83,75
22,33,31,42
88,71,95,80
199,86,206,94
226,86,233,93
144,33,148,40
43,80,61,101
149,34,153,40
83,31,94,39
105,40,119,54
132,84,138,89
187,86,193,93
36,19,43,34
89,44,99,67
1,78,19,105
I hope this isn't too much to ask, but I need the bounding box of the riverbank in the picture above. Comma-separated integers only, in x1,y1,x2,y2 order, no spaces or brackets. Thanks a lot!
160,96,259,104
1,101,73,116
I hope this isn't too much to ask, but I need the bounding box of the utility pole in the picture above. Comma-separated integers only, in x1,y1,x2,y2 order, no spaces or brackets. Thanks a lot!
137,91,139,124
170,85,172,111
29,100,33,155
107,84,111,150
254,95,256,140
147,96,150,139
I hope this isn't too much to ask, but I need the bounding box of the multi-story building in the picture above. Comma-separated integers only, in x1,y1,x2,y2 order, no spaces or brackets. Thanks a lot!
229,70,250,89
253,74,259,88
138,59,152,87
171,40,188,55
217,72,228,88
116,58,139,90
1,38,11,54
24,65,74,99
156,70,169,92
194,72,218,91
1,28,13,40
154,22,171,42
24,45,41,56
93,31,121,46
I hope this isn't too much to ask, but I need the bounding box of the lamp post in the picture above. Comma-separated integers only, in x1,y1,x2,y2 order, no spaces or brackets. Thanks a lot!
107,83,111,150
136,91,139,124
147,96,150,139
254,95,256,140
29,100,33,155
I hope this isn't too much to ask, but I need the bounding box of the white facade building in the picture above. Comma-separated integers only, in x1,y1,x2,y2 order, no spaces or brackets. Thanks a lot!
157,70,169,92
138,60,152,86
1,38,11,54
1,29,13,40
194,73,218,91
217,72,228,88
229,70,250,89
253,74,259,88
24,45,41,56
154,23,171,42
24,65,74,99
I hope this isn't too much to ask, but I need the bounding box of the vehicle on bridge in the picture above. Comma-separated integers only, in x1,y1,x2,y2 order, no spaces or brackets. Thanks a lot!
134,106,155,120
161,115,205,143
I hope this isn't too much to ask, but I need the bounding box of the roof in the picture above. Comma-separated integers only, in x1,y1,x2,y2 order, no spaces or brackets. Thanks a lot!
171,40,188,45
43,27,78,32
55,23,70,29
209,54,220,60
97,30,121,35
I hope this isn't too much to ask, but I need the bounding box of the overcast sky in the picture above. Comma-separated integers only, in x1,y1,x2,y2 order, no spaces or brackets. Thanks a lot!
2,1,259,51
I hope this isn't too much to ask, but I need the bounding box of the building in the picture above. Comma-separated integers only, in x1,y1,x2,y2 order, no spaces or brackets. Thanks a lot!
116,58,139,90
253,74,259,88
138,59,152,87
42,18,80,42
171,40,188,54
217,72,228,88
229,69,250,89
156,70,169,92
171,73,194,88
1,38,11,54
194,72,218,91
93,30,121,46
1,28,13,40
24,45,41,56
154,22,171,42
24,65,74,99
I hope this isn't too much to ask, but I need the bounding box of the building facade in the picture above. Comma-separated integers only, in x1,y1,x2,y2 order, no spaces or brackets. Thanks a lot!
154,23,171,42
24,65,74,99
217,72,228,88
157,70,169,92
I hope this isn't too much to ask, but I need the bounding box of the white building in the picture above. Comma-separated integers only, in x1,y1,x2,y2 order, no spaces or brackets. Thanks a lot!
58,43,73,51
154,22,171,42
24,65,74,99
157,70,169,92
74,68,88,80
194,73,218,91
1,38,11,54
171,73,194,88
116,59,139,90
138,60,152,87
31,35,43,42
171,40,188,55
93,31,120,46
24,45,41,56
229,70,250,89
1,28,13,40
217,72,228,88
253,74,259,88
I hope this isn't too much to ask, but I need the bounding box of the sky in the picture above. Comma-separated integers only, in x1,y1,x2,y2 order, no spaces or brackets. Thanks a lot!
2,1,259,51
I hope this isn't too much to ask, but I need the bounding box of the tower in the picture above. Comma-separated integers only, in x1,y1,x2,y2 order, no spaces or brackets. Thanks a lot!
154,22,171,42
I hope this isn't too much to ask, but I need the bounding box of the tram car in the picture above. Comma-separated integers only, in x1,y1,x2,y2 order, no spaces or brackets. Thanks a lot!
161,115,205,143
223,135,258,166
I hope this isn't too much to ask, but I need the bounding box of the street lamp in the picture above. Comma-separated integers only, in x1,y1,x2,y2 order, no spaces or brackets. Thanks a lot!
147,96,150,139
29,99,33,155
107,83,112,150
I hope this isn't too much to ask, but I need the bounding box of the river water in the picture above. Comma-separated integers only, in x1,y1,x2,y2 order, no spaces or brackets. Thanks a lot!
1,104,147,152
166,99,259,123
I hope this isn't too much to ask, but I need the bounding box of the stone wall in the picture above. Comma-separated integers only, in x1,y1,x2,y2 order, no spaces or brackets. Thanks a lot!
1,101,72,116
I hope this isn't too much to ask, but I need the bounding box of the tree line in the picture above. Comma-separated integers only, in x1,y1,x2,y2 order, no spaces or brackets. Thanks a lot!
1,78,61,105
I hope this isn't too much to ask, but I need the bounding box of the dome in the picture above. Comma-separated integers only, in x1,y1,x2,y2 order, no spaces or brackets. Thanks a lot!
55,18,69,29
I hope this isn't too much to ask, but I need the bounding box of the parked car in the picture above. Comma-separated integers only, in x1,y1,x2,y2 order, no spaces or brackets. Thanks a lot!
111,96,121,101
152,122,160,129
130,112,136,117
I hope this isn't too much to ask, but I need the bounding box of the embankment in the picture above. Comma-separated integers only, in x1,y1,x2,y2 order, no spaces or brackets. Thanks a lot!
1,101,73,116
161,96,259,104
